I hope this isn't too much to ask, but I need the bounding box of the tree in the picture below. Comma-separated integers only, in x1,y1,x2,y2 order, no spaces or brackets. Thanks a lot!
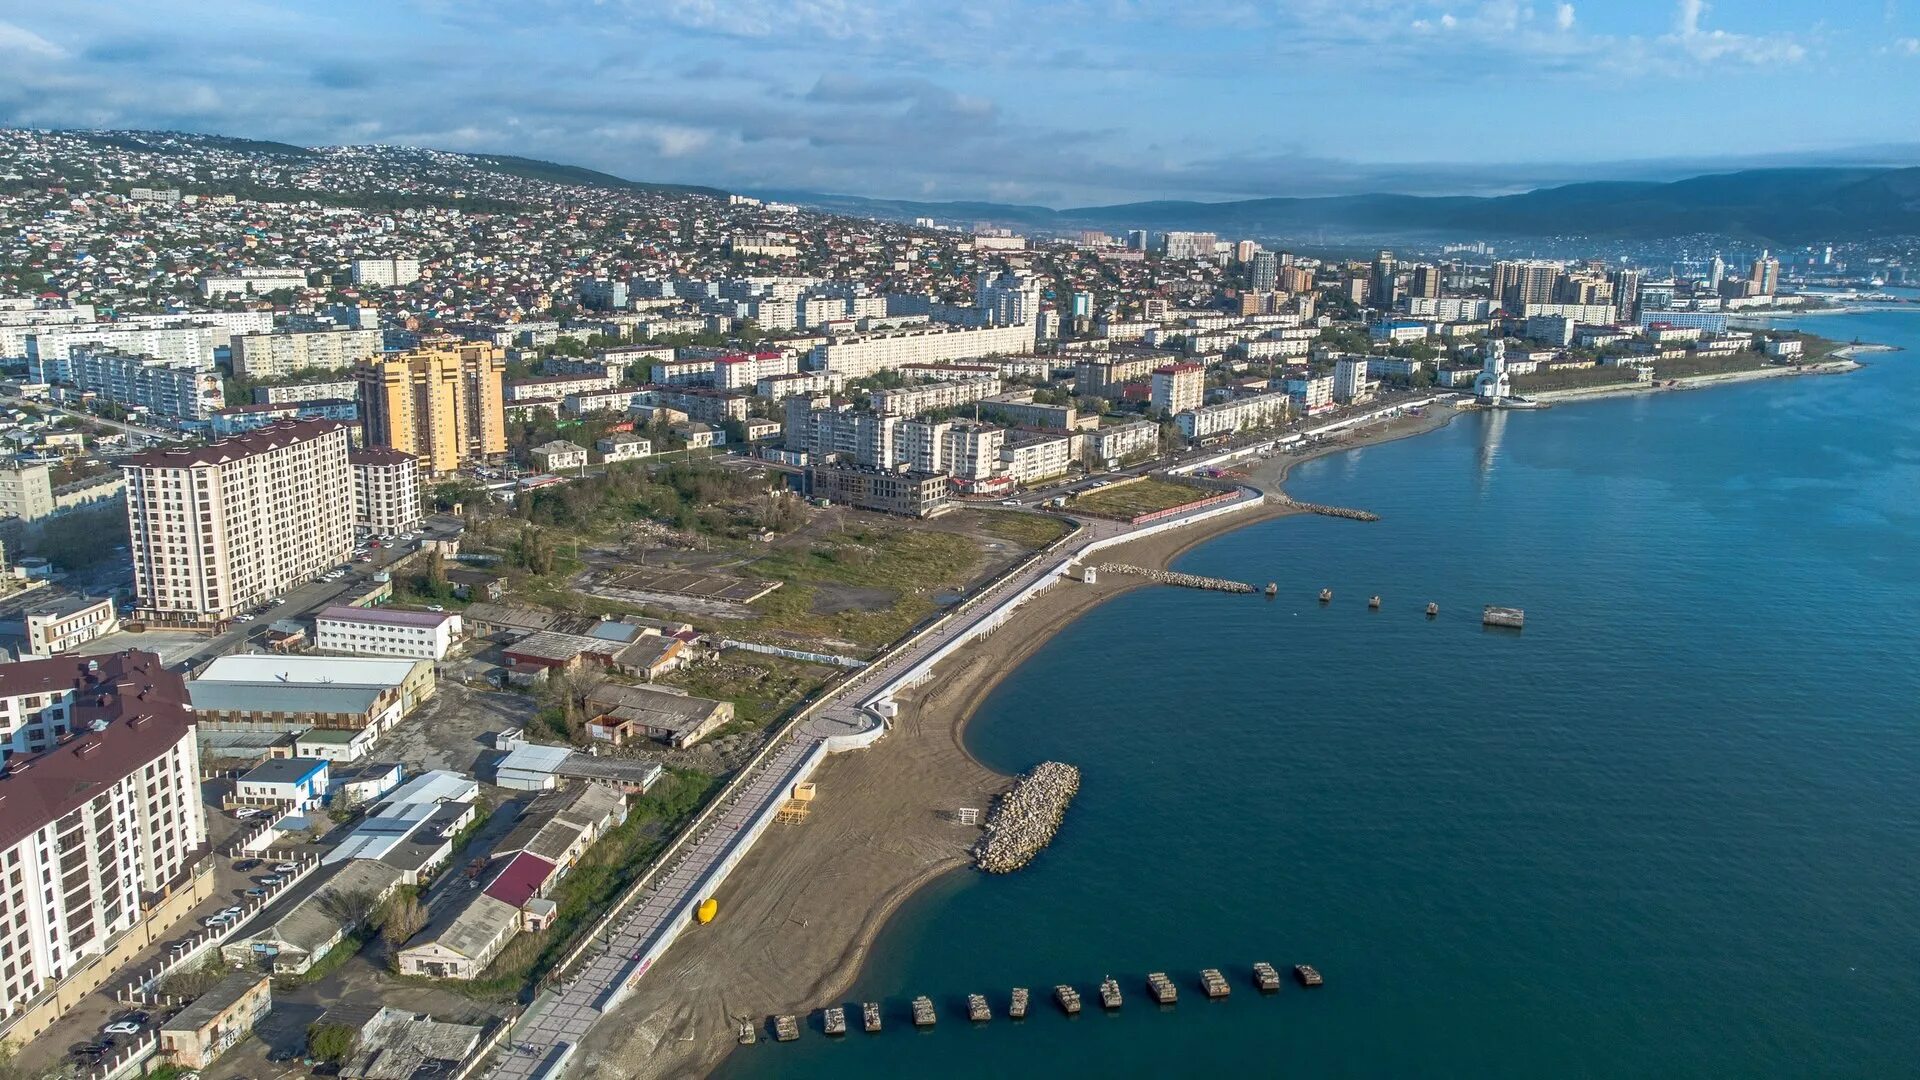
380,893,427,948
316,886,379,929
424,550,450,597
307,1023,359,1063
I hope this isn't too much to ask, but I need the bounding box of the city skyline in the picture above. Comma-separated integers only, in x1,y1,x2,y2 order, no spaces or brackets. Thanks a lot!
0,1,1916,206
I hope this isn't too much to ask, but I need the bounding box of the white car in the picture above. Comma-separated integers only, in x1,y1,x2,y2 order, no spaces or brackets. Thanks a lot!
271,862,297,873
233,613,254,623
232,807,261,819
102,1022,141,1036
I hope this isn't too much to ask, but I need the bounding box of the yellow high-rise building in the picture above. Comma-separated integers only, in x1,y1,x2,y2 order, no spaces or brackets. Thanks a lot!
354,340,506,474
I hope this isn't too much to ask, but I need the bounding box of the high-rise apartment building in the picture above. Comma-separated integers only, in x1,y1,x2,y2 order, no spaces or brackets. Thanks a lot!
1150,363,1205,415
1750,251,1780,296
973,270,1041,327
354,341,507,474
122,420,354,626
1491,260,1561,312
1410,264,1443,299
0,651,203,1032
1708,255,1726,292
349,447,422,534
1250,251,1279,293
1609,268,1643,322
1369,251,1399,309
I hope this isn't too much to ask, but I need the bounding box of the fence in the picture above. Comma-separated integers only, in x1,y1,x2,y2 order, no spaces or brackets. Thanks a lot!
120,853,322,1003
88,1031,158,1080
716,639,867,669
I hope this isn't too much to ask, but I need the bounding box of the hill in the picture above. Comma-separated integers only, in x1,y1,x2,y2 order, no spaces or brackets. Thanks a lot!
759,167,1920,243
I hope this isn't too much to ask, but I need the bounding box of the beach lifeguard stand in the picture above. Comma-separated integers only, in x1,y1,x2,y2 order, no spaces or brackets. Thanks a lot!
776,782,816,824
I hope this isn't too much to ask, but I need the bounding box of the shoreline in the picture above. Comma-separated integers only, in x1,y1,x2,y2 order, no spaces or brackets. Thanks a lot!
580,342,1871,1079
1527,356,1864,405
574,406,1454,1080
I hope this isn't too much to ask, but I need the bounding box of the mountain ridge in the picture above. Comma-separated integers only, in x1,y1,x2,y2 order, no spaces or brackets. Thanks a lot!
754,167,1920,243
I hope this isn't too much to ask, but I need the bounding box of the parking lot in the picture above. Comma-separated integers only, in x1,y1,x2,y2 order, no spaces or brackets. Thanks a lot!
14,786,318,1073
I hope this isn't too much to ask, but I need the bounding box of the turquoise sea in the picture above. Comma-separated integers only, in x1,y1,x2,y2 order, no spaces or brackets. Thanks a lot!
720,310,1920,1079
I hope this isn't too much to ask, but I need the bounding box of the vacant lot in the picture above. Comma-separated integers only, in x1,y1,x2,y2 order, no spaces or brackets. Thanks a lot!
602,565,780,604
1071,476,1212,519
1652,352,1772,379
723,525,984,652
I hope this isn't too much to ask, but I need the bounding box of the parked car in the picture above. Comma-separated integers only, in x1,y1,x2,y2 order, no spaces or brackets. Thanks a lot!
271,862,297,873
121,1011,150,1025
245,887,267,897
219,905,243,918
232,807,261,819
233,859,259,872
258,874,285,886
103,1022,141,1036
233,613,254,623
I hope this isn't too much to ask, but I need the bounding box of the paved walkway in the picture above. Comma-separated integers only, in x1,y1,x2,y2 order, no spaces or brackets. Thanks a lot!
485,496,1250,1080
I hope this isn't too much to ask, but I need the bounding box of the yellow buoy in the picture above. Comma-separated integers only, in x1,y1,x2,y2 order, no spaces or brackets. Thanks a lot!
695,898,719,924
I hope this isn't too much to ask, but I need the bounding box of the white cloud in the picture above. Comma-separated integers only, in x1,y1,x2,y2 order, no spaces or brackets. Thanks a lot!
1556,4,1576,31
1669,0,1806,64
1897,37,1920,54
0,19,65,59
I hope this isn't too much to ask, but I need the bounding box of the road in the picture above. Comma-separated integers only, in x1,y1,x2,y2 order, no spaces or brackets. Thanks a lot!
481,492,1249,1080
0,384,180,442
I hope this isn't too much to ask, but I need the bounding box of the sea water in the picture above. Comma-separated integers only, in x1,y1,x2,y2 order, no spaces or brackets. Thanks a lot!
720,310,1920,1078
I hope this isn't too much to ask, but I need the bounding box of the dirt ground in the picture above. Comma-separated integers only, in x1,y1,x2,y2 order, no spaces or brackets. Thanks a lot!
385,683,537,776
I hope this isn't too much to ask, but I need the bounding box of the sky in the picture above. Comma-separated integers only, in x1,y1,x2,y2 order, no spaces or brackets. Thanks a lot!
0,1,1916,206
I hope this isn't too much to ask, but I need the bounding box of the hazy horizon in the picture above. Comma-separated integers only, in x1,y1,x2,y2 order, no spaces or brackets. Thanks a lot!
3,2,1919,205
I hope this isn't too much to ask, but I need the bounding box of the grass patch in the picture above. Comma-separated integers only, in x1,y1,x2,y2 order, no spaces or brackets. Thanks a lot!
659,654,838,731
276,931,367,989
1652,352,1772,379
1512,366,1641,393
723,526,983,648
952,510,1073,549
1071,477,1214,519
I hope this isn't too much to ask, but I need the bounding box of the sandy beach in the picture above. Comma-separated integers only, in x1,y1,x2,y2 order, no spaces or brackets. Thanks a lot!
572,405,1454,1080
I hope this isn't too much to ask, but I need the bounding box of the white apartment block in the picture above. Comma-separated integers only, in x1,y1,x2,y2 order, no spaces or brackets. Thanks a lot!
1151,364,1205,415
69,350,224,422
231,328,384,379
564,390,638,416
351,257,422,288
123,420,354,626
1241,337,1311,360
116,310,275,338
256,379,358,404
1519,302,1618,324
1085,421,1159,465
201,267,308,297
1178,392,1291,438
349,447,421,534
1000,432,1075,485
749,298,798,330
808,323,1035,379
28,323,222,383
784,400,899,468
942,421,1006,480
755,370,840,398
315,606,461,661
715,352,797,390
0,652,203,1028
870,374,1004,416
1405,296,1494,321
507,373,616,402
0,307,94,361
1334,356,1372,403
596,433,652,462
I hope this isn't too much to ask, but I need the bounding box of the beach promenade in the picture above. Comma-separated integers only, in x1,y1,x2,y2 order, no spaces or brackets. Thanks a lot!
485,488,1266,1080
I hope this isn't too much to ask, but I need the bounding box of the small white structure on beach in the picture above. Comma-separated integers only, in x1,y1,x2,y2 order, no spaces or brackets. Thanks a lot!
1475,338,1514,403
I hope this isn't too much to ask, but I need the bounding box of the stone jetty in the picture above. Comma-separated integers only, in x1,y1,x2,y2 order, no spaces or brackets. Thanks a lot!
972,761,1082,873
1095,563,1254,594
1271,494,1380,522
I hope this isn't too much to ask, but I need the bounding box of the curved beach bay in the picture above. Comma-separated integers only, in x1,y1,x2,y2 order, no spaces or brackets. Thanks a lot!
714,309,1920,1078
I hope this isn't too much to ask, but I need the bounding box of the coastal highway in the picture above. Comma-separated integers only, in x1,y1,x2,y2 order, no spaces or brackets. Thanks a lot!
484,491,1262,1080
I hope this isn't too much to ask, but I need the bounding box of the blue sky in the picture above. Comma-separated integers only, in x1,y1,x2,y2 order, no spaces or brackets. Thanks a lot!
0,1,1916,205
